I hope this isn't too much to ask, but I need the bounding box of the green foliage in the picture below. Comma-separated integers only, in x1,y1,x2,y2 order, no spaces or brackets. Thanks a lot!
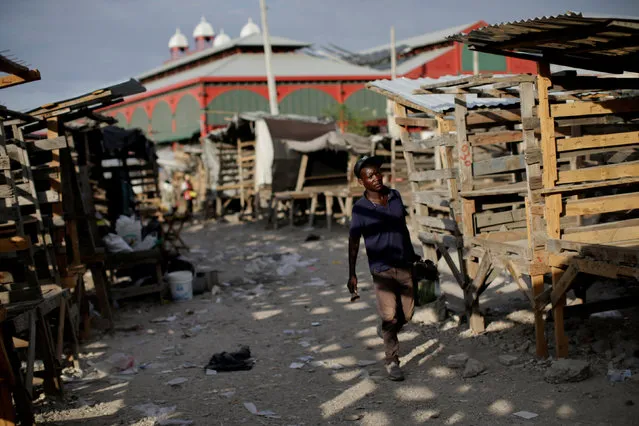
324,104,370,137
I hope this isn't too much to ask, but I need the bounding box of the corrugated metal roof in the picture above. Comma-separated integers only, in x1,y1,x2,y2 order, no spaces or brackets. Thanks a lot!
144,53,387,92
451,12,639,74
366,76,518,114
394,46,454,74
138,33,311,81
360,22,478,55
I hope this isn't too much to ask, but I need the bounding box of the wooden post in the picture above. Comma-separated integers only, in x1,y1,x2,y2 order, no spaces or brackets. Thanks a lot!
295,154,309,192
454,95,472,192
326,194,333,232
236,138,245,210
259,0,279,115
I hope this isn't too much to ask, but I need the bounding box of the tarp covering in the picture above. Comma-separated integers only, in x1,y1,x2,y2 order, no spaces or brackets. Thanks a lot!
282,131,371,154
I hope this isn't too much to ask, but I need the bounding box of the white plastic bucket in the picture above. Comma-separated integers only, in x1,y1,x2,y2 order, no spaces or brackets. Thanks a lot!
167,271,193,301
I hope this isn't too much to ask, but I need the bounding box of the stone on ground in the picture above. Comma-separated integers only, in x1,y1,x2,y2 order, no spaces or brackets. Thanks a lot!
544,359,591,384
498,355,519,366
447,353,469,369
462,358,485,378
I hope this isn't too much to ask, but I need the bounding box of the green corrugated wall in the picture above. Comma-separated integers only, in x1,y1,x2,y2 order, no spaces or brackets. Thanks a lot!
279,88,338,117
151,101,172,136
129,108,149,132
175,95,201,135
115,112,128,128
461,45,506,72
207,90,269,125
345,89,387,121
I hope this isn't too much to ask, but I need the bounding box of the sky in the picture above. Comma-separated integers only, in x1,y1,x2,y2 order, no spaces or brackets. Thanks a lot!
1,0,638,111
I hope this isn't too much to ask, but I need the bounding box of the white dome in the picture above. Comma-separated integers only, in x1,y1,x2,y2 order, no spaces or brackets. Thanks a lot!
213,29,231,47
168,28,188,49
240,17,261,37
193,16,214,38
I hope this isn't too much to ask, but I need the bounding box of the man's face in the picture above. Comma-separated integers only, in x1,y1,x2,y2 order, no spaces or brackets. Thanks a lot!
358,165,383,192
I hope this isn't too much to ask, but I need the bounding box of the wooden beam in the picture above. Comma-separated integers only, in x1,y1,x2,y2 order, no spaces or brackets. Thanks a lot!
472,154,526,177
468,130,523,146
419,231,462,248
551,97,639,118
295,154,309,192
557,161,639,185
466,109,522,126
548,254,639,280
394,116,437,128
556,130,639,152
562,224,639,244
415,215,458,232
541,176,639,195
564,217,639,235
475,207,526,229
413,191,450,208
564,192,639,217
547,239,639,266
403,135,456,151
538,63,557,188
455,95,472,192
550,263,580,307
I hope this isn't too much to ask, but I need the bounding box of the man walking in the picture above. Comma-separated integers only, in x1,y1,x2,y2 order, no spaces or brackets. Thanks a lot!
348,156,418,381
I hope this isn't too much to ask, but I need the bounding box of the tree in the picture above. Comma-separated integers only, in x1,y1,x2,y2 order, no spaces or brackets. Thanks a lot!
324,104,370,137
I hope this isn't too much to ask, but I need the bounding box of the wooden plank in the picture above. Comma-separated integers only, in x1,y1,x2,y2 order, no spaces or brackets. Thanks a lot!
394,116,437,128
562,224,639,244
413,191,450,208
455,95,472,192
0,236,30,252
538,65,558,188
548,254,639,279
468,130,523,146
547,239,639,266
0,155,9,170
475,207,526,229
460,181,528,198
415,215,458,232
556,130,639,152
29,136,67,152
7,190,59,206
409,169,457,182
551,96,639,118
469,237,530,259
418,231,462,248
564,217,639,235
557,161,639,185
504,260,535,308
565,192,639,217
542,176,639,195
472,154,526,177
466,109,522,126
295,154,309,192
550,263,580,307
403,135,456,151
436,242,466,288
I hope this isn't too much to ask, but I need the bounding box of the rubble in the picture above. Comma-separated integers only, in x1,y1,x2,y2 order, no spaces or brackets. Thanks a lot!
447,353,469,369
544,359,591,384
498,355,519,366
462,358,485,378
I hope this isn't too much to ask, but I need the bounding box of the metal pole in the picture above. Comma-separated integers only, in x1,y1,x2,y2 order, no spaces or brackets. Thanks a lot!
390,26,397,80
260,0,279,115
473,50,479,75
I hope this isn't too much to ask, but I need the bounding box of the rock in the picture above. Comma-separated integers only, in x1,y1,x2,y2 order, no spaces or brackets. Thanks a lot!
544,359,590,384
412,296,447,325
499,355,519,366
518,341,532,353
462,358,485,378
591,340,610,355
447,353,469,369
623,357,639,369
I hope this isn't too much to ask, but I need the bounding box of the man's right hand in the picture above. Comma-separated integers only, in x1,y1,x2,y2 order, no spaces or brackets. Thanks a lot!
347,275,359,301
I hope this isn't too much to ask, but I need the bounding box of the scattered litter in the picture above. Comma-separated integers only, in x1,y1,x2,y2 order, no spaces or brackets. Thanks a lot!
147,329,156,335
106,353,136,372
305,277,327,287
211,286,221,296
513,411,538,420
299,341,311,348
276,253,317,277
591,310,623,319
243,402,280,419
180,362,198,369
311,322,321,327
205,346,254,372
357,360,377,367
133,403,176,419
195,309,208,314
206,369,218,376
220,391,235,398
607,368,632,383
182,325,203,338
151,316,177,323
289,362,305,369
298,356,314,362
162,345,184,356
165,377,188,387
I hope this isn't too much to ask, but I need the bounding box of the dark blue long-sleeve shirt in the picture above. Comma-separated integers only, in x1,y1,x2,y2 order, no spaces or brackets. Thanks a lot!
349,189,416,274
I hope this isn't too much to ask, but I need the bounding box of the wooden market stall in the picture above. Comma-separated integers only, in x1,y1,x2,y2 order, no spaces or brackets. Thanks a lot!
451,12,639,357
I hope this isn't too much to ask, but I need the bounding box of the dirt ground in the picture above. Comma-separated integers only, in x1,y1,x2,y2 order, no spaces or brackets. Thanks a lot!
35,218,639,425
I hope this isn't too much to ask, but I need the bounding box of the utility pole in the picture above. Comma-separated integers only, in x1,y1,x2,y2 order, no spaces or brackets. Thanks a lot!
390,26,397,80
473,50,479,75
260,0,279,115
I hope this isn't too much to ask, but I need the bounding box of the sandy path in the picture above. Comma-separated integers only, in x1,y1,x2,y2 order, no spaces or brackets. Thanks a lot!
36,220,639,425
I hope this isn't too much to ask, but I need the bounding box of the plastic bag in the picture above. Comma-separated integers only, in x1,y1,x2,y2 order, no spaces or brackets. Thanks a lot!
115,215,142,247
103,233,133,253
133,234,158,251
